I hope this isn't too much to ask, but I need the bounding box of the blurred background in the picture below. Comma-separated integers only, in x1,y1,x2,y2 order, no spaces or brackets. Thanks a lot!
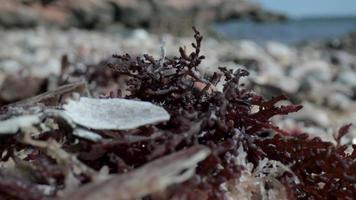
0,0,356,143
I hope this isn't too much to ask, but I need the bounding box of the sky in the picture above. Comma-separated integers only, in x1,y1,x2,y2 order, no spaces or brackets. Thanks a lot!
258,0,356,18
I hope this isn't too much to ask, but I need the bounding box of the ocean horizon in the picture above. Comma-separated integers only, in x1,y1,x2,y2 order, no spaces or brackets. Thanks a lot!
214,16,356,44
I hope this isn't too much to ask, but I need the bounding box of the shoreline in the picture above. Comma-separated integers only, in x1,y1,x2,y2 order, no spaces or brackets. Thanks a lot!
214,17,356,45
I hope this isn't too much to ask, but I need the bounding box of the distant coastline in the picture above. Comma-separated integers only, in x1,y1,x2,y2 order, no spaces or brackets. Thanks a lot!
214,16,356,44
292,15,356,21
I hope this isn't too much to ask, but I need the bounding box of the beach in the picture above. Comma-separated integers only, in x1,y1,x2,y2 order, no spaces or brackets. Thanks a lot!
1,24,356,143
0,1,356,199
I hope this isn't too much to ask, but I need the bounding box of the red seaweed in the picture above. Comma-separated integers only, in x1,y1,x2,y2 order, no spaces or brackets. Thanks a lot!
0,28,354,200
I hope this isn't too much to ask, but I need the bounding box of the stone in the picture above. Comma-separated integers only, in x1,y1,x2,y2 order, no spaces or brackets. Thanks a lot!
326,92,352,111
31,59,62,78
0,60,22,73
0,0,39,28
265,41,296,66
290,60,332,82
236,40,264,59
131,29,149,41
0,0,286,30
330,51,356,69
0,75,44,102
336,71,356,87
289,102,330,127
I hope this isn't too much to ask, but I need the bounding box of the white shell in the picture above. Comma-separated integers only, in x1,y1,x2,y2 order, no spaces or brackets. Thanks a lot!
0,115,40,134
73,128,103,142
63,97,170,130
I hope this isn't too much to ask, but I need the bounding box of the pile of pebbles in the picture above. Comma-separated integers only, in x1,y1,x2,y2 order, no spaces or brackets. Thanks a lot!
1,27,355,143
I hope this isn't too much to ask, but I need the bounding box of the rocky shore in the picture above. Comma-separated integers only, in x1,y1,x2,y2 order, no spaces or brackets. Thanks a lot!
325,31,356,54
0,27,356,143
0,0,286,32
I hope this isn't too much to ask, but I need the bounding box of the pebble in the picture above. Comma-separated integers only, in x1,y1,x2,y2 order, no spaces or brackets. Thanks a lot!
266,41,296,66
0,60,22,73
336,71,356,87
289,102,330,127
290,60,332,82
326,92,352,110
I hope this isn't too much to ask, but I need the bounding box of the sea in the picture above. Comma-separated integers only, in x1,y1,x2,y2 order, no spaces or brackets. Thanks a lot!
214,16,356,44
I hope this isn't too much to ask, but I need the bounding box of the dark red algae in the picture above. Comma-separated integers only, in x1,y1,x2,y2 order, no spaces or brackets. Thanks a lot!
0,28,354,200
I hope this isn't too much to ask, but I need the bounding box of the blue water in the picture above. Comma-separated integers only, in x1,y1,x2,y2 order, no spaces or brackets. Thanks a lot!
214,17,356,44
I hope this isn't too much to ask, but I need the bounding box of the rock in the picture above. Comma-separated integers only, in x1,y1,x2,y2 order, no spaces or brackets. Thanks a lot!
234,40,285,77
290,60,332,82
305,80,352,105
265,42,296,67
111,0,153,28
0,75,44,103
67,0,116,28
236,40,264,59
31,59,62,78
0,73,5,89
0,26,355,142
131,29,149,41
275,118,336,143
0,0,39,28
302,126,335,143
216,0,259,20
0,60,22,73
289,102,330,127
0,0,286,30
326,31,356,54
326,92,352,111
276,77,300,94
336,71,356,87
216,0,287,22
330,51,356,69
